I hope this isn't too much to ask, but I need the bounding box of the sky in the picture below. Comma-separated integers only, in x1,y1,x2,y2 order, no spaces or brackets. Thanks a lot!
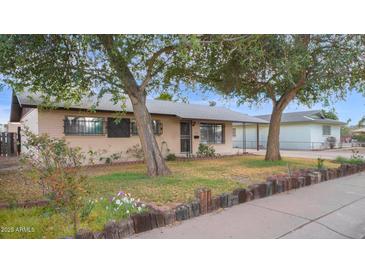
1,85,364,126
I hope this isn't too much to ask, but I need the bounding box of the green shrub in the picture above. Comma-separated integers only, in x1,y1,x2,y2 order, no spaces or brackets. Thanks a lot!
317,157,325,170
20,128,88,238
354,135,365,142
197,143,216,157
99,151,123,164
335,149,365,165
166,153,176,161
126,144,144,160
335,156,365,165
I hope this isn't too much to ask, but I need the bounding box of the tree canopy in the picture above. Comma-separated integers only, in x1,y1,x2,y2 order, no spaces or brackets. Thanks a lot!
0,35,193,105
358,116,365,127
182,34,365,160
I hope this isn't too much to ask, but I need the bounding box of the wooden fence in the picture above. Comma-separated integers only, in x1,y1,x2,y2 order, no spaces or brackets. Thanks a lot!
0,132,21,157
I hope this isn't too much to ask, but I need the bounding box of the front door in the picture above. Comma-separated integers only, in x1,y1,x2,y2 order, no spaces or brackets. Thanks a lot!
180,121,192,154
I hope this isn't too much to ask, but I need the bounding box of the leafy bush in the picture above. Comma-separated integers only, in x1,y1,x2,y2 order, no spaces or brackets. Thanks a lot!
20,128,88,237
354,135,365,142
197,143,216,157
99,151,123,164
126,144,144,160
335,156,365,165
87,149,99,165
317,157,325,170
165,153,176,161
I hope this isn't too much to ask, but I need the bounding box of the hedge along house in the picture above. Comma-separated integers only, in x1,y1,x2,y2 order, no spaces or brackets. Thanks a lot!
233,110,346,151
9,92,268,163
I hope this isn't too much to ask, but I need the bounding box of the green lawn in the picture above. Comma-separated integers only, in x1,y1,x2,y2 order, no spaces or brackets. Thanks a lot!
0,155,339,238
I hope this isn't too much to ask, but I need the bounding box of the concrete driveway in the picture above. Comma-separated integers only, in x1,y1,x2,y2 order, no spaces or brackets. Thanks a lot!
133,172,365,239
245,147,365,160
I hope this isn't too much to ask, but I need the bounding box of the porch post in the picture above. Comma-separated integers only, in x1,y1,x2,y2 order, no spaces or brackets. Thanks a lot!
256,123,259,151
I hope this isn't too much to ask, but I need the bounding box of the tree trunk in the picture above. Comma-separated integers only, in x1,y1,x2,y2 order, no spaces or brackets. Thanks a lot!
265,87,303,161
129,94,171,176
265,105,284,161
97,35,171,176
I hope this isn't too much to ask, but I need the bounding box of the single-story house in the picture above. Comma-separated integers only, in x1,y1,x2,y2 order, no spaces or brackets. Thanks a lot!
9,92,267,162
233,110,346,150
353,128,365,134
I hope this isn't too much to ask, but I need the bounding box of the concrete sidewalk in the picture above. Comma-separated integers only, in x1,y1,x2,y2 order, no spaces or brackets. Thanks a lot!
133,172,365,239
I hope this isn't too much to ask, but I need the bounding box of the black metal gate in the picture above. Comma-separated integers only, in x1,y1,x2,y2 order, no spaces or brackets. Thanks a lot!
180,121,192,155
0,131,21,157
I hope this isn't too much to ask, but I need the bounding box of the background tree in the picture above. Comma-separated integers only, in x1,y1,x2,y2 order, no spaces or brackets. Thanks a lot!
184,34,365,160
154,91,189,103
341,118,353,140
155,92,174,101
0,35,193,176
358,116,365,128
321,109,339,120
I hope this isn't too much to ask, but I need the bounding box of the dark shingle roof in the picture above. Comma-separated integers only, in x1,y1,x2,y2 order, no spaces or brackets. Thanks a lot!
256,110,346,125
15,92,268,124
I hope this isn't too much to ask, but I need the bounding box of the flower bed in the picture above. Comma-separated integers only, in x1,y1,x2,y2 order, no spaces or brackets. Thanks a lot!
85,191,146,221
76,162,365,239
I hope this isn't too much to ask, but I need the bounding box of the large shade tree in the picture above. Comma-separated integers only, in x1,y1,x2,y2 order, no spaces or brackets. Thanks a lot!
184,34,365,160
0,34,194,176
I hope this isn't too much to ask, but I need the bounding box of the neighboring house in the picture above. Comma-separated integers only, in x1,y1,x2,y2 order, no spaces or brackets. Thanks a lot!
233,110,346,150
353,128,365,135
352,128,365,146
6,122,21,133
9,92,267,162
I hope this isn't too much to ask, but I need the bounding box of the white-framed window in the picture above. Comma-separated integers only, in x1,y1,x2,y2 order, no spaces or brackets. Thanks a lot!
322,125,331,136
232,128,236,137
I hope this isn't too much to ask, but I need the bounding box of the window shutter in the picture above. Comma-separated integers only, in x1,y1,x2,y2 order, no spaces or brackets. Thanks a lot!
107,118,130,138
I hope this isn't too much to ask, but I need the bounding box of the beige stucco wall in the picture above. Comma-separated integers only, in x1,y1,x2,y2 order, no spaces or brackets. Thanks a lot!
20,108,39,153
7,122,21,133
27,109,235,163
191,121,233,155
37,109,179,163
20,108,39,134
